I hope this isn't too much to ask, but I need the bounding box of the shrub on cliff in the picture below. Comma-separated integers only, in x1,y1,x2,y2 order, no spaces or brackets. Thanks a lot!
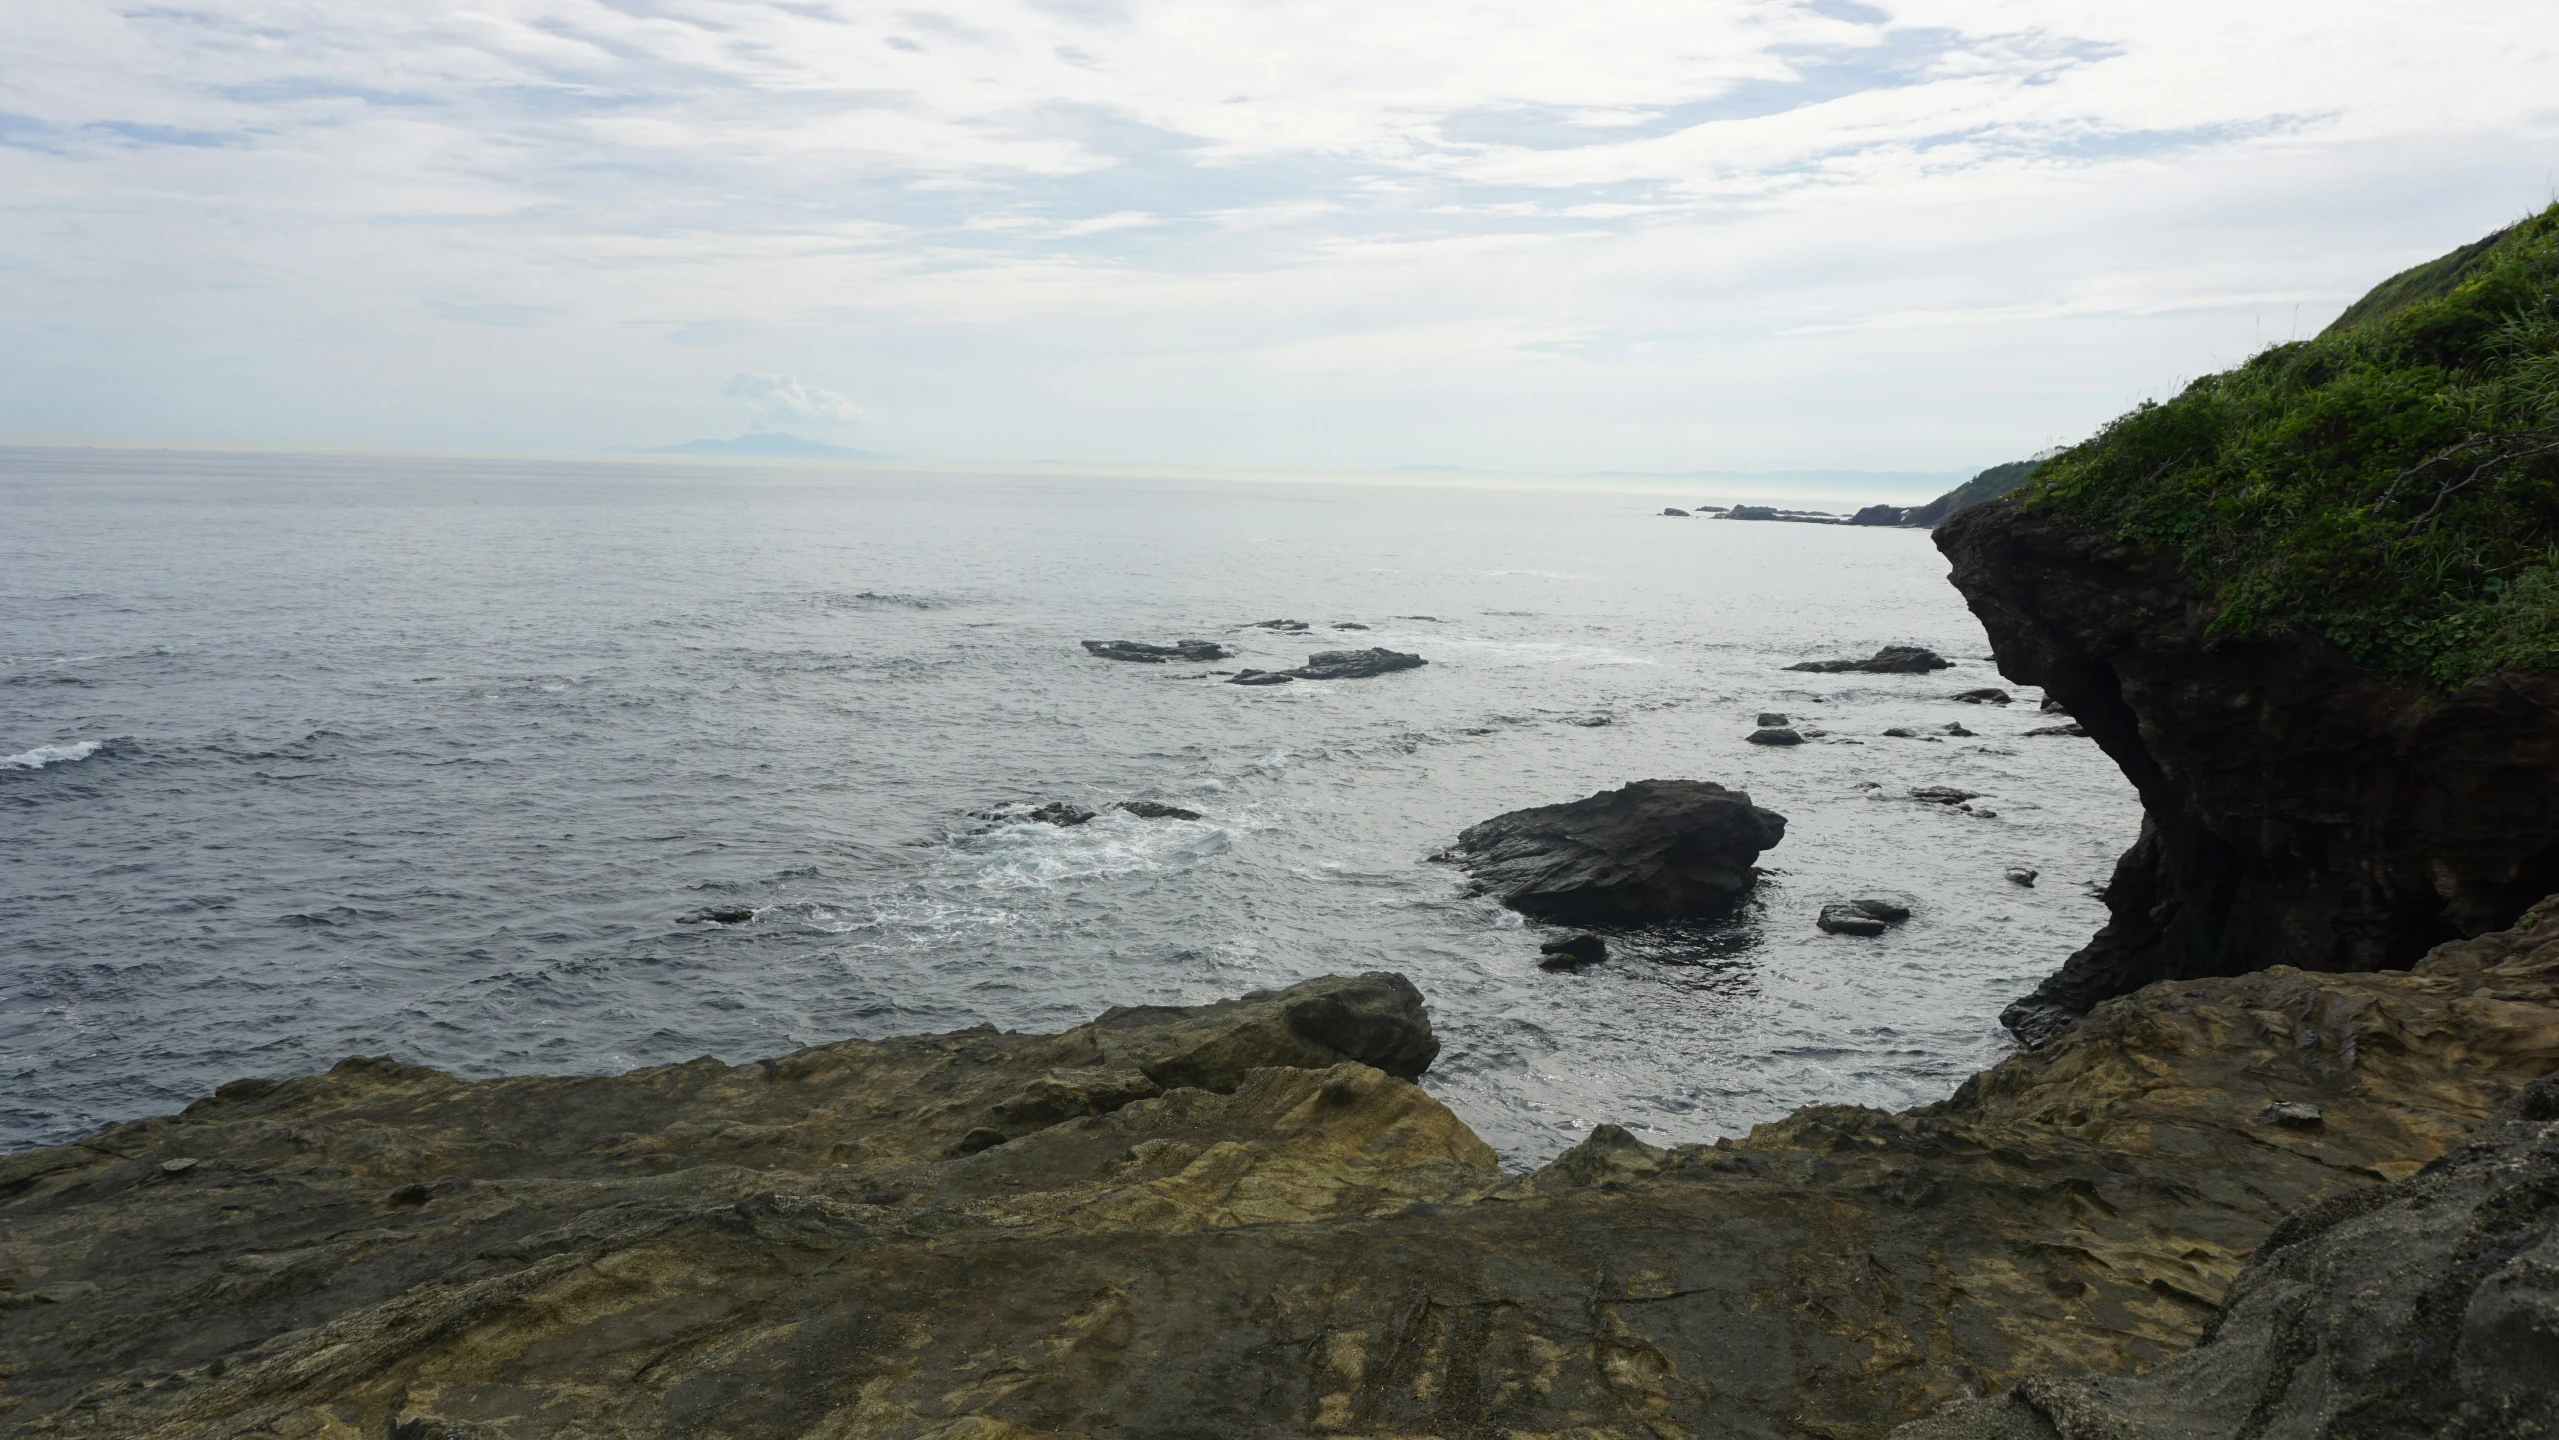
2023,203,2559,688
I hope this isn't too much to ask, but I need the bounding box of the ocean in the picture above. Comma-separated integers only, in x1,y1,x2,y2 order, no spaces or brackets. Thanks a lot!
0,447,2139,1165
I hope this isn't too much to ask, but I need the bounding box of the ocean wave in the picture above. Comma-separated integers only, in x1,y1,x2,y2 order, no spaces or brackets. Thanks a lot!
3,740,104,770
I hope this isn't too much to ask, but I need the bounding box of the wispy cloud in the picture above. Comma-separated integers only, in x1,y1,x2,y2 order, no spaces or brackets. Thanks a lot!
1,1,2553,465
723,372,867,424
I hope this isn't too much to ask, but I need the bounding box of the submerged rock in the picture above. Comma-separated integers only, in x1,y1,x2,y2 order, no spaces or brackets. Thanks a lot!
1747,726,1804,745
1661,507,1691,516
1329,621,1369,630
1227,669,1293,686
675,905,756,925
1910,786,1982,805
1952,687,2012,704
1247,619,1310,631
1114,800,1204,821
1536,932,1609,969
1943,721,1976,737
2005,866,2039,886
1290,647,1426,680
1081,639,1231,663
1446,778,1786,924
1786,645,1954,674
1756,711,1790,726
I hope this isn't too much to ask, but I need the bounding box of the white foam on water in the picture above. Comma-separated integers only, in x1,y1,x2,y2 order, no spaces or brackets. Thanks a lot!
3,740,103,770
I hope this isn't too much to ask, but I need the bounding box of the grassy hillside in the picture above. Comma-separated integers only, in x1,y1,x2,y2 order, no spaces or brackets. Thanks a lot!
1907,457,2043,526
2021,204,2559,688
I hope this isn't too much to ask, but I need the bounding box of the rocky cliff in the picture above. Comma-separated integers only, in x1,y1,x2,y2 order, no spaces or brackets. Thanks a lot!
1937,501,2559,1043
7,902,2559,1438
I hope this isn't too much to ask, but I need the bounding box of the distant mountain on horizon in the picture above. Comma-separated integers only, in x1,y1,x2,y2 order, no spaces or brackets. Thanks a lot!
612,432,890,459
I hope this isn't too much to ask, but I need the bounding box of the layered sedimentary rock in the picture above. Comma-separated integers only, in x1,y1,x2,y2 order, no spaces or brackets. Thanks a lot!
7,905,2559,1439
1938,501,2559,1044
1899,1015,2559,1437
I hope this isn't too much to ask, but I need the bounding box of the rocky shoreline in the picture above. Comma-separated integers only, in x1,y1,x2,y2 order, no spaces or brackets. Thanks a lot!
5,901,2554,1436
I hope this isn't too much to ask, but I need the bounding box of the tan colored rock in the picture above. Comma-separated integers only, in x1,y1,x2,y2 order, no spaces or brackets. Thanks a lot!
3,912,2557,1438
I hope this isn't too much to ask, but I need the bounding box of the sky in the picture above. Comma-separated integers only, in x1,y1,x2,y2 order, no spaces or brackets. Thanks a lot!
3,0,2556,478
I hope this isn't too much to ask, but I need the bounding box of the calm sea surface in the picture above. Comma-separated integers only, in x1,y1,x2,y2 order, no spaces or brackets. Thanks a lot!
0,448,2139,1164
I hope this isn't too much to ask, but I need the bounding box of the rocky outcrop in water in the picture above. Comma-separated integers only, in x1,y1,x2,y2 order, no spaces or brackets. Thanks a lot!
8,903,2556,1438
1290,647,1426,680
1939,501,2559,1045
1081,639,1231,663
1787,644,1953,673
1444,778,1786,923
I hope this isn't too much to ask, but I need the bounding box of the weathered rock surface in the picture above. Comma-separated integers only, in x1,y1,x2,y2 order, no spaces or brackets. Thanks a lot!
1290,647,1426,680
1081,639,1231,663
1939,500,2559,1045
1895,1068,2559,1440
1444,778,1788,923
6,910,2559,1438
1788,645,1955,673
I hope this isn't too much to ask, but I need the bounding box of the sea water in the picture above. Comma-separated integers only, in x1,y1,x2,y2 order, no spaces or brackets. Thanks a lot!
0,448,2139,1165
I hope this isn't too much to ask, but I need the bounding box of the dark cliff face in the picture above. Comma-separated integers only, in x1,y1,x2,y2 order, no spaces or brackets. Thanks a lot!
1938,500,2559,1043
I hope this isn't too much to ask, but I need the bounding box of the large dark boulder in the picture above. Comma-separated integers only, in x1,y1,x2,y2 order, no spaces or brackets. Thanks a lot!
1939,500,2559,1045
1445,779,1786,923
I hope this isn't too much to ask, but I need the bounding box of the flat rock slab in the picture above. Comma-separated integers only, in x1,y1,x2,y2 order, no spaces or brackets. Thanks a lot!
1290,647,1426,680
1082,639,1231,663
1787,645,1954,673
1446,778,1787,923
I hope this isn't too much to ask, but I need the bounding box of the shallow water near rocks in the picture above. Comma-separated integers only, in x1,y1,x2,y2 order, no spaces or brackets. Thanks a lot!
0,449,2138,1165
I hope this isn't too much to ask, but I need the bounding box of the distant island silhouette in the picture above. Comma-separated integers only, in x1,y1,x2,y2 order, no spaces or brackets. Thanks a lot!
611,432,889,459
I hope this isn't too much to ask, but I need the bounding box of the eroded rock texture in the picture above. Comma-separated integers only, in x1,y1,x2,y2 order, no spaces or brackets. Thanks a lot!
1938,501,2559,1043
1899,1059,2559,1437
4,911,2558,1439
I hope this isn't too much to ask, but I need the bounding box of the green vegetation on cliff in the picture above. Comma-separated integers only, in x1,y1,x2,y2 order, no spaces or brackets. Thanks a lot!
2023,203,2559,687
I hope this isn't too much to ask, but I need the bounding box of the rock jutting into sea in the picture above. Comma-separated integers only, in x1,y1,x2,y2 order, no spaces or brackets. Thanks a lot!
1442,778,1786,923
1787,644,1954,673
1941,498,2559,1046
8,901,2556,1437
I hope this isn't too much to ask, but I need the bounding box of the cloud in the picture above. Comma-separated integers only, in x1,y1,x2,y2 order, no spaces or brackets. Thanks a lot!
1,1,2554,465
722,373,867,425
